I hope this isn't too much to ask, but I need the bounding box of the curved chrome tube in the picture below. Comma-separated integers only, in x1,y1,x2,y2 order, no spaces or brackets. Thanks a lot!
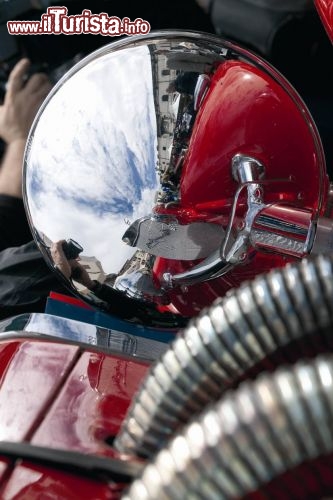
115,254,333,458
123,355,333,499
163,249,234,287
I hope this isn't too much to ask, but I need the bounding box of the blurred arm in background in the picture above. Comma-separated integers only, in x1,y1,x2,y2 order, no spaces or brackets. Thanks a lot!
0,58,51,250
0,58,51,198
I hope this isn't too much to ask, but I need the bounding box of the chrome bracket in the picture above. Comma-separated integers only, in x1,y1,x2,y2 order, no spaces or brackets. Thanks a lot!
163,154,266,287
122,214,225,261
221,154,265,264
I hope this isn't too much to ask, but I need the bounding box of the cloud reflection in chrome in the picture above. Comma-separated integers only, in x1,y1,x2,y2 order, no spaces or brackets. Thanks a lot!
25,45,158,273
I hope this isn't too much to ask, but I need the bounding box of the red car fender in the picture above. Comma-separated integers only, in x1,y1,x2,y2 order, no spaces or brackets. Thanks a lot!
316,0,333,42
153,57,328,316
0,337,148,498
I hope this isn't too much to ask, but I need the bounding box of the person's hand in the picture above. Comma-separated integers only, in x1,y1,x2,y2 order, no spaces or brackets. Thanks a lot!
51,240,94,289
0,58,52,144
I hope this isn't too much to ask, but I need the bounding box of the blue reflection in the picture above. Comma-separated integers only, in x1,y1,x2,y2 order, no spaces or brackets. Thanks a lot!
0,313,168,361
25,45,158,273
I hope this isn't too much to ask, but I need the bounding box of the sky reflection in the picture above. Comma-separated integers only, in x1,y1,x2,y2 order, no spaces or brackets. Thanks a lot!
26,45,158,273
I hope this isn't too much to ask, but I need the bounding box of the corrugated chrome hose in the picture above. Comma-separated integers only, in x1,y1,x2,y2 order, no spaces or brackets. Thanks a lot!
114,255,333,458
123,355,333,499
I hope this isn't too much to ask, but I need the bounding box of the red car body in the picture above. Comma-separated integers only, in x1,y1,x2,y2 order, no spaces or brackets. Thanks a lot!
0,1,332,498
0,335,148,498
316,0,333,42
153,55,328,315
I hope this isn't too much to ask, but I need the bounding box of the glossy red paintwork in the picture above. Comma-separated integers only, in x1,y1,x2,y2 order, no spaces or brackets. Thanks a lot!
181,60,326,212
153,56,328,316
0,338,149,498
0,463,122,499
0,340,79,442
31,350,149,454
154,251,291,316
0,460,10,483
316,0,333,43
0,339,78,483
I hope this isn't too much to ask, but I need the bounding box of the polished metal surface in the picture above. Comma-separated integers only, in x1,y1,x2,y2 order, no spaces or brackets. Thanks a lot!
252,229,309,256
23,31,230,315
23,31,327,320
123,355,333,499
251,204,314,257
163,154,266,286
221,154,265,263
0,313,168,361
162,249,234,287
115,254,333,458
122,215,225,260
311,216,333,254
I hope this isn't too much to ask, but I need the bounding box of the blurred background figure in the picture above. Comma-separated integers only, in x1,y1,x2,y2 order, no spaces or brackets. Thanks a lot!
0,58,51,250
196,0,314,61
0,58,67,319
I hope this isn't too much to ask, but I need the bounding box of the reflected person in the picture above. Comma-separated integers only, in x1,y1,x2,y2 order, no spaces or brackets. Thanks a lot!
51,240,186,327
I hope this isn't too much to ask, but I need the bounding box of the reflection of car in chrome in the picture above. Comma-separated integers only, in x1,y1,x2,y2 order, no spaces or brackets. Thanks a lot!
180,111,193,132
2,0,333,497
193,73,210,111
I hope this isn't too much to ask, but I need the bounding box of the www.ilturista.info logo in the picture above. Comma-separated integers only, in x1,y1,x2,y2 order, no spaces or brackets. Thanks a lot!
7,7,151,36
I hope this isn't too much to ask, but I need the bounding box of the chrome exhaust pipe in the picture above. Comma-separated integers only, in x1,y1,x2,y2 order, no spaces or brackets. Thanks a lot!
115,254,333,458
123,355,333,499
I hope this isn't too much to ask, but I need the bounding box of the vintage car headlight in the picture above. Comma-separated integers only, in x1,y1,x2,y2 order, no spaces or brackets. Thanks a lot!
23,31,328,323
